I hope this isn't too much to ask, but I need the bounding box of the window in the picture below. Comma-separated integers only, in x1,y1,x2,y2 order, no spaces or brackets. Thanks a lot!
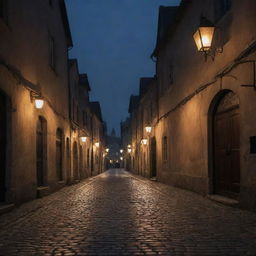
48,34,55,70
162,136,168,161
215,0,232,21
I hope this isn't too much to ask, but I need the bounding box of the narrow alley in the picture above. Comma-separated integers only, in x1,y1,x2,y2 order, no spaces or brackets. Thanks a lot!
0,169,256,256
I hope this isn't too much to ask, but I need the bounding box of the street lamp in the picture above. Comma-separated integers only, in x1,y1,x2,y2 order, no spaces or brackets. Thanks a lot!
106,148,109,153
120,149,124,153
193,16,215,60
128,148,132,153
80,136,88,143
141,139,148,145
145,126,152,134
127,144,131,148
95,142,100,148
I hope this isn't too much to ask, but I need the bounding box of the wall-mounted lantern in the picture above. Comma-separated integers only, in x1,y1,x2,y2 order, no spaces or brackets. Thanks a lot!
106,148,109,153
193,16,215,60
35,98,44,109
110,160,113,164
120,157,123,161
120,149,124,153
80,136,88,143
145,126,152,134
127,144,131,148
141,139,148,145
95,142,100,148
128,148,132,153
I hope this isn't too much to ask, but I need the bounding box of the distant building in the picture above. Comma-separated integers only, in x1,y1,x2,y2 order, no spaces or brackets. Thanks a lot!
105,129,122,168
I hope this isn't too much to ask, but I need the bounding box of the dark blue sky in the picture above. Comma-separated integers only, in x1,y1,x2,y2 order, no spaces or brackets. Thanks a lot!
65,0,180,135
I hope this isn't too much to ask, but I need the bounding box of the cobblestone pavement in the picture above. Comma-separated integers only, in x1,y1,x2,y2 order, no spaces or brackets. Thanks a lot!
0,169,256,256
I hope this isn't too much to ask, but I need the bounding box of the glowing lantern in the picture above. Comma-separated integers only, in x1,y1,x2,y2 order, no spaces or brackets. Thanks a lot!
193,17,215,52
128,148,132,153
80,136,87,143
145,126,152,134
120,149,124,153
35,98,44,109
141,139,148,145
106,148,109,153
95,142,100,148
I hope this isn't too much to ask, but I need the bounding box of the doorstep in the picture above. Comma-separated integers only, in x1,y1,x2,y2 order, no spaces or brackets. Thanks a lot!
0,203,15,215
207,194,239,207
37,186,50,198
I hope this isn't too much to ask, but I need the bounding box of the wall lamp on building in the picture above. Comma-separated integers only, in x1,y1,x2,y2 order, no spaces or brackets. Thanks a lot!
127,148,132,153
120,149,124,153
80,136,88,143
145,126,152,134
110,160,113,164
106,148,109,153
141,139,148,145
120,157,123,161
127,144,131,148
95,142,100,148
193,16,217,61
31,92,44,109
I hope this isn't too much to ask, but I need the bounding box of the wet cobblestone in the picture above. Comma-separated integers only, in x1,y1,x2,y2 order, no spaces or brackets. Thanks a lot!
0,169,256,255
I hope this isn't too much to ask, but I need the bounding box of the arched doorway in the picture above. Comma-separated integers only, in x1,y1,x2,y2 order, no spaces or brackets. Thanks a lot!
73,142,79,180
66,138,71,184
56,128,63,181
36,117,47,187
0,91,7,202
79,145,83,179
150,137,157,178
211,90,240,198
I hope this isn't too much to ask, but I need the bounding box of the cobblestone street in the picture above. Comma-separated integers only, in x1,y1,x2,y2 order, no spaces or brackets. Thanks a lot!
0,169,256,256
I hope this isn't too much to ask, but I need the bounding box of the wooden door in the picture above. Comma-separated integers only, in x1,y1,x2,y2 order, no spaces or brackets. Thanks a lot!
150,137,157,178
36,118,45,187
0,92,6,202
213,92,240,198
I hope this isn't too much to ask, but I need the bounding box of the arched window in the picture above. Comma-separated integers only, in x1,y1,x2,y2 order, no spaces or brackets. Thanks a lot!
56,128,63,181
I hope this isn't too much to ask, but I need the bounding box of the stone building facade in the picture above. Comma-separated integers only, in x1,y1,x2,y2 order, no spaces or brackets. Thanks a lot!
0,0,105,208
124,0,256,210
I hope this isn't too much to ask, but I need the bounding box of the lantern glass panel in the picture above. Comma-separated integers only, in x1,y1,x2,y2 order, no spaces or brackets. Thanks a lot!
193,26,215,52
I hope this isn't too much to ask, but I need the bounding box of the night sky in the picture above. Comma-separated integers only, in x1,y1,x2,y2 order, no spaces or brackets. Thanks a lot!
65,0,181,136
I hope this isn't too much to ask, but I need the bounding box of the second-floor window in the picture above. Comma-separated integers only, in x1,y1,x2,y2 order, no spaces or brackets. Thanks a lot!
49,34,55,70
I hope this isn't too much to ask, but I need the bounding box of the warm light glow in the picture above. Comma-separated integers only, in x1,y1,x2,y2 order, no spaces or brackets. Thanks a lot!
145,126,152,133
193,20,215,52
141,139,148,145
128,148,132,153
80,136,87,143
95,142,100,148
106,148,109,153
120,149,124,153
120,157,123,161
127,144,131,148
110,160,113,164
35,99,44,109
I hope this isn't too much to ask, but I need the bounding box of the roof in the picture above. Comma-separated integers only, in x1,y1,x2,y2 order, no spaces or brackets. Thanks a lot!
139,77,155,98
59,0,73,48
90,101,103,122
152,0,191,57
128,95,140,114
79,74,91,92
